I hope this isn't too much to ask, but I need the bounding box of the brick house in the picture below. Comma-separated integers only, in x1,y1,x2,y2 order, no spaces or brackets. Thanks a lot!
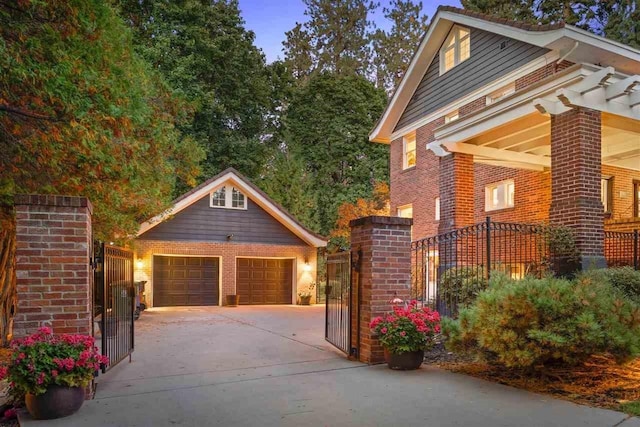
370,6,640,269
134,168,326,307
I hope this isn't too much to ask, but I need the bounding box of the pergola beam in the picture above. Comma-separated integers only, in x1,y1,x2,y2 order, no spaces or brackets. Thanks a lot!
440,141,551,168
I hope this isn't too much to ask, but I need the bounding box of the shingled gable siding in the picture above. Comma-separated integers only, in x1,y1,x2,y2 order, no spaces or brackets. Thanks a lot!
394,26,549,131
139,196,307,246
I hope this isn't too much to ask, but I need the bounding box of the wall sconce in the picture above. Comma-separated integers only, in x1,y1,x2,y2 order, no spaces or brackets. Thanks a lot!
303,258,312,272
136,258,144,269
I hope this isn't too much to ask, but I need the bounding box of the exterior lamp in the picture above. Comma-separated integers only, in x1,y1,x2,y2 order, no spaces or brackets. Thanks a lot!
303,259,312,272
136,258,144,270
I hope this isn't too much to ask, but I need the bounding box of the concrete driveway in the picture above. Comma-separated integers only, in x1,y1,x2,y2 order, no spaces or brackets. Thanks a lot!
22,305,638,427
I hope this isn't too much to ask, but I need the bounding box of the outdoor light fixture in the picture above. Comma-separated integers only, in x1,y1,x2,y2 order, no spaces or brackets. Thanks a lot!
303,259,312,272
136,258,143,269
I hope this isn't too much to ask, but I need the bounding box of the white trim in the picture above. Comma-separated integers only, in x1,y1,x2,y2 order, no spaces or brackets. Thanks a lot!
484,179,515,212
151,254,222,307
402,132,417,169
441,141,551,168
396,203,413,218
235,256,297,305
209,185,248,210
137,170,327,247
369,7,640,144
439,25,471,75
388,52,559,142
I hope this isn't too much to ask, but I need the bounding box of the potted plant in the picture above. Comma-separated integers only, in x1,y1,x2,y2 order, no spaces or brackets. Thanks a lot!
298,282,316,305
370,300,440,370
225,295,240,306
0,327,109,420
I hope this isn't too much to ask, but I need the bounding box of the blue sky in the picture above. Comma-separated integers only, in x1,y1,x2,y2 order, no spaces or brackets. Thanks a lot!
238,0,461,63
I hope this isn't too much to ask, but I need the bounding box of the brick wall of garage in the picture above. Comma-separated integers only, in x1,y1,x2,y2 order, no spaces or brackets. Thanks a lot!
133,240,318,306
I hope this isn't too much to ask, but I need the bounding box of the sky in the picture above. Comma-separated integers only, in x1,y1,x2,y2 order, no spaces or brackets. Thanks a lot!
238,0,461,63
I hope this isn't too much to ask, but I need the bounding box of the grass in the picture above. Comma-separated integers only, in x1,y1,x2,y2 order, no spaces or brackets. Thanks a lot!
621,401,640,416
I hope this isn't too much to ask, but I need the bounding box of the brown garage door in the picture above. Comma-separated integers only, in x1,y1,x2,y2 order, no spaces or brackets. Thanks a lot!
153,256,219,306
236,258,293,304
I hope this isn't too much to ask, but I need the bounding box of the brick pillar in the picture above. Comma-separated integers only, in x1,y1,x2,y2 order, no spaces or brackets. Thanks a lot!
549,108,606,269
14,195,93,337
350,216,412,364
438,152,475,234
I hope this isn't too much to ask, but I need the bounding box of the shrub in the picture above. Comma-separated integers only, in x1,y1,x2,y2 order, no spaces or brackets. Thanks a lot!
442,274,640,369
440,266,487,308
580,267,640,304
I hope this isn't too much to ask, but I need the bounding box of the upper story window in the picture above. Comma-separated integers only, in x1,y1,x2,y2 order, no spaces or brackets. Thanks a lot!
397,204,413,218
434,197,440,221
601,176,613,215
487,82,516,105
440,26,470,75
445,110,459,124
485,180,514,211
210,185,247,210
403,132,416,170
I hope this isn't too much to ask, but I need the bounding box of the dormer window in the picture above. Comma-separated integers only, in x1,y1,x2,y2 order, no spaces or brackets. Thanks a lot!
210,185,247,209
440,26,470,74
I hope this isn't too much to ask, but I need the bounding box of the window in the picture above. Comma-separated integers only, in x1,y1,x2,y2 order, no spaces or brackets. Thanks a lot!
210,185,247,209
440,26,470,74
434,197,440,221
211,187,226,207
403,133,416,169
634,180,640,218
601,177,613,215
231,187,246,209
486,82,516,105
444,110,459,124
397,204,413,218
485,180,514,211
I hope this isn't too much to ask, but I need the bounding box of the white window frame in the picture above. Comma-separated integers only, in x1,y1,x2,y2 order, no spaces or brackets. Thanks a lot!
434,197,440,221
444,110,459,124
486,82,516,105
601,176,612,214
397,204,413,219
209,185,247,210
402,132,416,170
439,25,471,75
484,179,515,212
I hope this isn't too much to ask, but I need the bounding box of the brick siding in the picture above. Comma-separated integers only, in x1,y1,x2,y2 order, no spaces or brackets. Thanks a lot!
14,195,93,337
134,240,317,306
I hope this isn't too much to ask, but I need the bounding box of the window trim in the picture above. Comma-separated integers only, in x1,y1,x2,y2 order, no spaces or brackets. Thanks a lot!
397,204,413,219
439,25,471,75
402,133,417,170
444,110,459,124
434,197,440,221
484,179,515,212
634,180,640,218
601,176,613,215
209,185,247,210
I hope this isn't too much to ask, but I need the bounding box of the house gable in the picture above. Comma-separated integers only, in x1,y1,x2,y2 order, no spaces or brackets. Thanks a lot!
395,26,549,132
138,195,308,246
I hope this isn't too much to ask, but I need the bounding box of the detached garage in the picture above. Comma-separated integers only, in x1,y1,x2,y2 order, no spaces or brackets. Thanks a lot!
133,168,326,307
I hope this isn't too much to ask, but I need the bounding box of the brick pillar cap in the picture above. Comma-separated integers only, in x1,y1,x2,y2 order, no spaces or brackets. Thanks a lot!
349,216,413,227
14,194,93,214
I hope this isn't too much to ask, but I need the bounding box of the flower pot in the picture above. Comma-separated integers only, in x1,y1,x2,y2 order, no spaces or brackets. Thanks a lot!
385,349,424,370
225,295,240,307
299,295,312,305
25,385,85,420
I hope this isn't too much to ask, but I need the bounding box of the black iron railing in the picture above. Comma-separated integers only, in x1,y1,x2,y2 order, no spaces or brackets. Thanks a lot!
325,252,351,355
605,230,639,269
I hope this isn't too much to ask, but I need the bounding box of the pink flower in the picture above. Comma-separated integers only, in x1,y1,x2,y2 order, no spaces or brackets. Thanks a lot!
400,331,406,337
390,297,404,304
51,370,58,378
380,327,388,334
4,408,16,419
36,372,46,385
37,326,52,335
0,366,8,380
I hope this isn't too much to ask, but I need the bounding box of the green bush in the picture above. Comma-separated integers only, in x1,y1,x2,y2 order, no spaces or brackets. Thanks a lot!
580,267,640,304
440,266,487,308
442,274,640,369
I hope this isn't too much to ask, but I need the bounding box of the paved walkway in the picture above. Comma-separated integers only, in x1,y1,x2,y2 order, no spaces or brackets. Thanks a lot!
21,306,639,427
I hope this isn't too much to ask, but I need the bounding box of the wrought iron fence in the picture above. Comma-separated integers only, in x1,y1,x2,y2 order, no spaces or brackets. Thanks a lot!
605,230,639,269
412,219,639,317
325,252,351,355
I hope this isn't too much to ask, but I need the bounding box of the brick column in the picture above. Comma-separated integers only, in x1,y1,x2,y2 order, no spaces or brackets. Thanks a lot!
350,216,412,364
14,195,93,337
549,108,606,269
438,152,475,234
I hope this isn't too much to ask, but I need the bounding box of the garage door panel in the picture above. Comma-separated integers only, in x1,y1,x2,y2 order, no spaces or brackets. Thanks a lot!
236,258,292,305
154,256,219,307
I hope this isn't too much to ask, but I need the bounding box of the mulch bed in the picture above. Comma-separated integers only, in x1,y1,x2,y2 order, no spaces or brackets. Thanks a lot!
425,343,640,415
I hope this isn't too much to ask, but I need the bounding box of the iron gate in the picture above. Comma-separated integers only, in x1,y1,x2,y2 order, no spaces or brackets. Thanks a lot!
325,252,352,355
94,243,135,372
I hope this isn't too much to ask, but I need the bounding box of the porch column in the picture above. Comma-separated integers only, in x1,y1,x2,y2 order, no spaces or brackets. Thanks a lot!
438,152,475,234
549,107,606,269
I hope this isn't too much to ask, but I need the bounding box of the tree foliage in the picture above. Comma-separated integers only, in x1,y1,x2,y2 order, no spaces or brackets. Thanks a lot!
0,0,203,239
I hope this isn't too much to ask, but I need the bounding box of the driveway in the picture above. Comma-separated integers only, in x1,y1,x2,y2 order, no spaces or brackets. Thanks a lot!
22,306,638,427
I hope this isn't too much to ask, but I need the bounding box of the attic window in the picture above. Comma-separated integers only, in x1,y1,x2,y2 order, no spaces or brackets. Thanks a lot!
210,185,247,210
440,26,470,75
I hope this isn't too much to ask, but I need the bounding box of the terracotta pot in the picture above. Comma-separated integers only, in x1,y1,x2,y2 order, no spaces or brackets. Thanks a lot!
385,349,424,370
225,295,240,307
299,295,312,305
25,385,85,420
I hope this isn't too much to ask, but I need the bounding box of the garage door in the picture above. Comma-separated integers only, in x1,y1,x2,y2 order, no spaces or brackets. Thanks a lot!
153,256,219,306
236,258,293,304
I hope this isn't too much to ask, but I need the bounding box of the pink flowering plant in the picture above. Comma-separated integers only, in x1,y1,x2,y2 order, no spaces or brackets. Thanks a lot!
0,327,108,396
369,300,441,354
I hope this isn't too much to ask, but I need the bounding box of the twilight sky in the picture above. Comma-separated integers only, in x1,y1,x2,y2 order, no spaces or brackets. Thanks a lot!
238,0,461,63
